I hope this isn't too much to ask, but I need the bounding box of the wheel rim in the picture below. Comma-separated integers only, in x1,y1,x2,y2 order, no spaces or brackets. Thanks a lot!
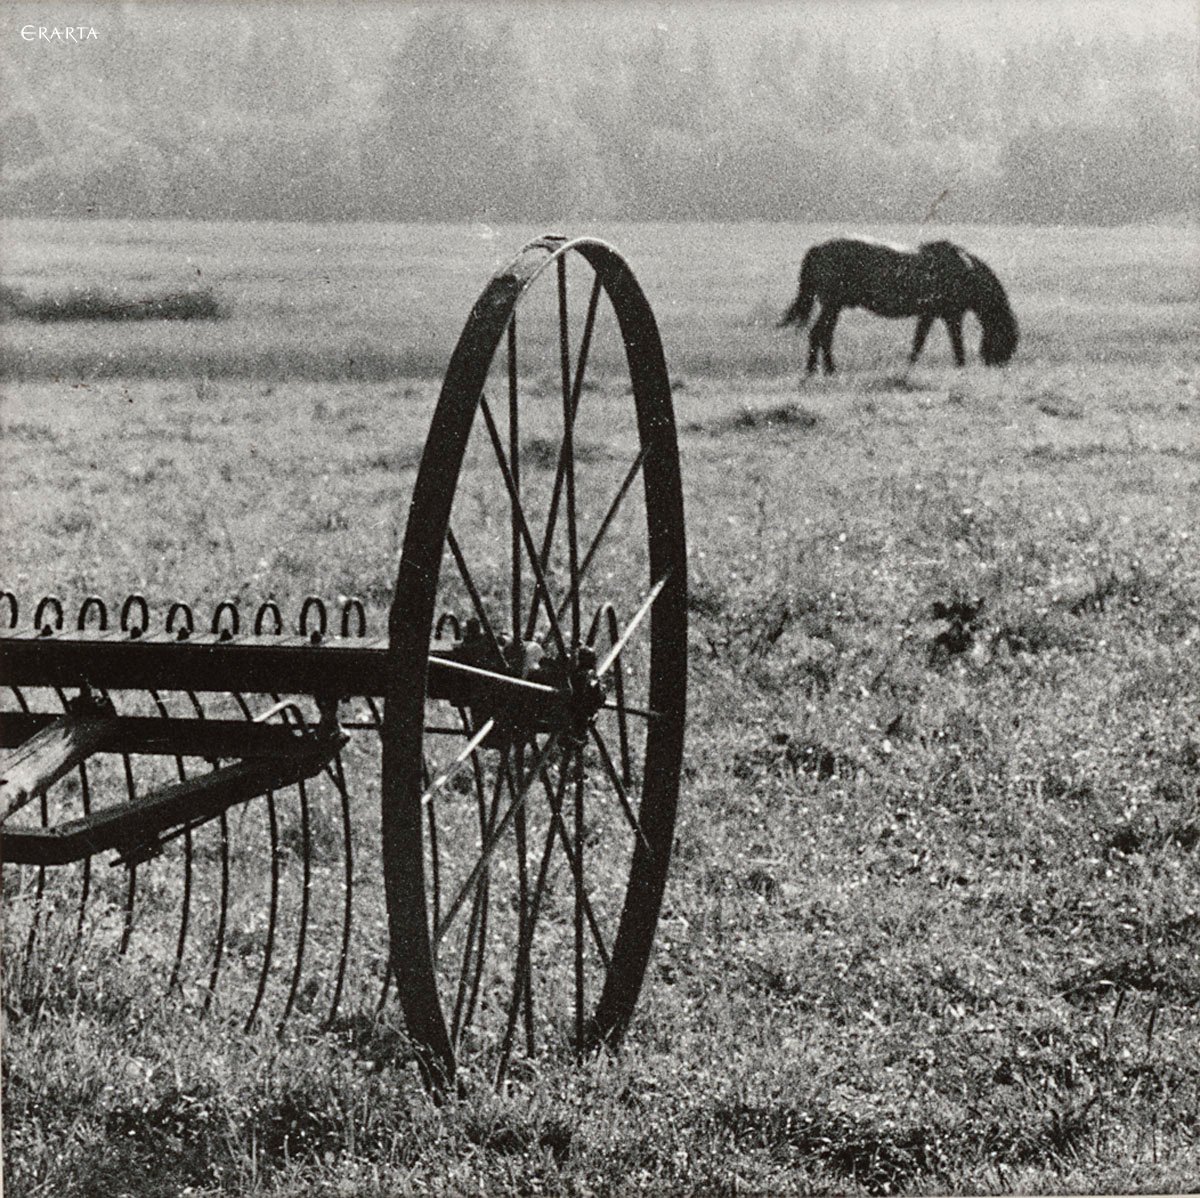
382,237,686,1088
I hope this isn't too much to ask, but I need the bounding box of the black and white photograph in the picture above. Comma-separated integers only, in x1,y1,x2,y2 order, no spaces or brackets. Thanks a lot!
1,1,1197,1193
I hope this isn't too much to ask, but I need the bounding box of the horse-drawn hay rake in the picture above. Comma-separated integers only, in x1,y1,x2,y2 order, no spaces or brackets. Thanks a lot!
0,236,687,1089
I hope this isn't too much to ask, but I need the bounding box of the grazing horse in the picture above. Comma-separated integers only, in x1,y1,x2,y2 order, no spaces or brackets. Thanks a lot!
778,237,1019,375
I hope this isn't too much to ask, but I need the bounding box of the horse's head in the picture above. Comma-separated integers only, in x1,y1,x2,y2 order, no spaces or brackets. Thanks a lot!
964,253,1019,365
980,310,1019,365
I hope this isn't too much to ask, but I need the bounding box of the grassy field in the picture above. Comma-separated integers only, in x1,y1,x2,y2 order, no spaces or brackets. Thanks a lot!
2,219,1199,1195
1,218,1196,380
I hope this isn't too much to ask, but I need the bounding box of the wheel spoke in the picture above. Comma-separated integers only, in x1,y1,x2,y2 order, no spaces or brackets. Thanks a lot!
446,526,505,666
529,749,613,971
508,316,521,641
451,721,501,1045
560,256,582,656
600,700,662,722
450,862,489,1046
603,605,632,784
496,746,570,1082
554,447,648,629
589,725,650,852
422,718,496,809
526,271,603,642
596,575,669,678
477,393,571,666
573,744,585,1050
513,741,534,1055
433,734,558,947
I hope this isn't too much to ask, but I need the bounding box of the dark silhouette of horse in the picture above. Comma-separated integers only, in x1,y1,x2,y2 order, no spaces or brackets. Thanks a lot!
779,237,1019,374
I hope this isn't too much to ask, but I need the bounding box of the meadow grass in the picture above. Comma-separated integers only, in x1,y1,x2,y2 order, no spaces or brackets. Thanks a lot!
1,221,1199,1195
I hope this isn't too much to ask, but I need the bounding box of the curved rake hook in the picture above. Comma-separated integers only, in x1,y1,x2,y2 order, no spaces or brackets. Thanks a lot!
76,595,109,631
1,590,18,629
299,596,327,641
435,612,462,640
210,601,240,639
254,600,284,636
33,595,63,635
120,593,150,638
166,602,195,639
340,597,367,639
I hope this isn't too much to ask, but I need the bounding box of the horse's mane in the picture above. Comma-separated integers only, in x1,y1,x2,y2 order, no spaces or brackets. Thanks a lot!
918,239,974,273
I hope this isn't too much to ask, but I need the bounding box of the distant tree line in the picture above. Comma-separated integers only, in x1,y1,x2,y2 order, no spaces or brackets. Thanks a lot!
2,9,1195,224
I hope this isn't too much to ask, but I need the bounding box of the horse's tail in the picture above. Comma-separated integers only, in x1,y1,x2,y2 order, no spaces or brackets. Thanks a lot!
778,248,819,328
966,253,1019,365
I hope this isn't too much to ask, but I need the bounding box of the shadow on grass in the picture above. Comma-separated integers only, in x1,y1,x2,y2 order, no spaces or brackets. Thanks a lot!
860,373,939,394
685,402,821,435
5,284,228,323
711,1097,1097,1195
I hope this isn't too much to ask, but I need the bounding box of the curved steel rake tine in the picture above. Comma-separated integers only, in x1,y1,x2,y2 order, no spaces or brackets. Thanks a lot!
25,686,76,975
117,714,140,959
9,685,38,979
72,755,93,960
22,793,49,973
232,690,281,1033
324,750,354,1029
151,688,193,998
244,789,280,1032
280,772,313,1029
181,689,230,1018
204,811,231,1016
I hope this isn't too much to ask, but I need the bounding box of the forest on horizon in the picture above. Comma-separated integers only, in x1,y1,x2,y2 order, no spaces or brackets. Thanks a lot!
1,3,1196,226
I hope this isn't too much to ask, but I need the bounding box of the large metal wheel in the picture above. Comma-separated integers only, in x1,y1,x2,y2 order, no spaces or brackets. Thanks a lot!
382,236,687,1088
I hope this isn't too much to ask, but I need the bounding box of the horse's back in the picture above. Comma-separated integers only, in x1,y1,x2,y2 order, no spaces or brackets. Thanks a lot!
804,237,930,316
810,235,914,265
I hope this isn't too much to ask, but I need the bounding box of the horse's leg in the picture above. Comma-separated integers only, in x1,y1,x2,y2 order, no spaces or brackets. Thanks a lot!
816,306,839,374
910,315,934,364
806,319,821,375
945,315,966,366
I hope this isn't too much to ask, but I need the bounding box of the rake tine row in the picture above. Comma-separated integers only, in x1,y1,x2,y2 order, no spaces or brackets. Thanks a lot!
2,660,373,1036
